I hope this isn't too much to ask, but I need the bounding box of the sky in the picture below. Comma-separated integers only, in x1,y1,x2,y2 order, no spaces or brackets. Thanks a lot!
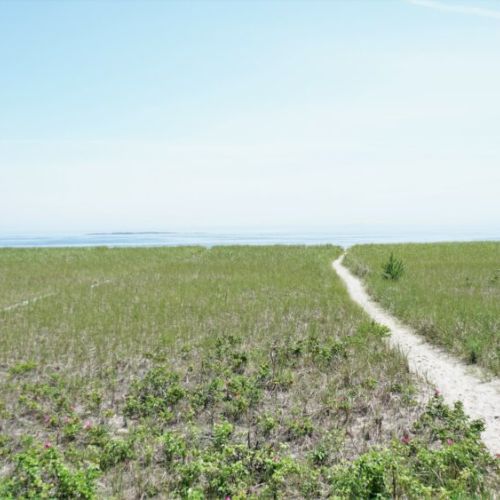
1,0,499,233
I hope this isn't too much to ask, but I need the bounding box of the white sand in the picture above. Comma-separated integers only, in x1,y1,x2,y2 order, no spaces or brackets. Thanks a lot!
333,255,500,455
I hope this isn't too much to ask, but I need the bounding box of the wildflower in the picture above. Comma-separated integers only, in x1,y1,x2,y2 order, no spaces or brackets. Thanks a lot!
44,441,52,449
447,439,454,446
43,415,51,424
434,389,441,397
84,420,93,430
401,431,411,445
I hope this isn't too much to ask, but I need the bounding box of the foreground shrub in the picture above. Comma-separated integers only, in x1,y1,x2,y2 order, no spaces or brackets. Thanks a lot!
0,442,100,499
330,395,498,498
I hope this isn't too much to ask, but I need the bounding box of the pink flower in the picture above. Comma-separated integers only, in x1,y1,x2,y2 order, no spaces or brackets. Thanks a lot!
434,389,441,397
44,441,52,449
84,420,93,430
447,439,454,446
43,415,51,424
225,497,231,500
401,432,411,445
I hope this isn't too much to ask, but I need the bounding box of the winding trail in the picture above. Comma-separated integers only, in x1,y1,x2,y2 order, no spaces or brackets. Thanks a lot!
333,254,500,455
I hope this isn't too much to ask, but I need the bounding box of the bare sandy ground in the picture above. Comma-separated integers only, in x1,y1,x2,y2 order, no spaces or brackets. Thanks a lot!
333,254,500,455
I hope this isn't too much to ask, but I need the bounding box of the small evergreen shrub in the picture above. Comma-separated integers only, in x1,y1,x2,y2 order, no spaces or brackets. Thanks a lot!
382,253,405,280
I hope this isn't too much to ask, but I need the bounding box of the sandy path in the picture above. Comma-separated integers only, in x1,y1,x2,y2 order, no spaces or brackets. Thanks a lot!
333,254,500,455
2,279,114,312
2,292,56,312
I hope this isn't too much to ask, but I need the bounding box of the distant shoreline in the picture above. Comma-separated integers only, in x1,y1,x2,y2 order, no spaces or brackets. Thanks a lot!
87,231,174,236
0,229,498,249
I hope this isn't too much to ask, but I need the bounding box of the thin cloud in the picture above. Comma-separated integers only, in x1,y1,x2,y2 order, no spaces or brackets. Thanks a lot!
409,0,500,20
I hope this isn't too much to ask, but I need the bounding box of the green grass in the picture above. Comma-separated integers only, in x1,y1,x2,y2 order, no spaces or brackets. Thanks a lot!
0,246,498,497
344,242,500,375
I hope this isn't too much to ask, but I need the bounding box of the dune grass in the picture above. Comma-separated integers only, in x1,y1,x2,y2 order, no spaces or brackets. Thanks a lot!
344,242,500,375
0,246,498,497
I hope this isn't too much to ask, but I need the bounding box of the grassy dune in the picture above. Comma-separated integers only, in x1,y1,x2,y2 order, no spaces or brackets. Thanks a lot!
0,246,498,497
344,242,500,375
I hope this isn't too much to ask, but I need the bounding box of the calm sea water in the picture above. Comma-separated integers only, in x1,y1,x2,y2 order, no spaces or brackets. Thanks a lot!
0,227,498,248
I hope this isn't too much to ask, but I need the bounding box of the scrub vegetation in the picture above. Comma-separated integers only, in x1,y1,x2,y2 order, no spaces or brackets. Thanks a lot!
344,242,500,375
0,246,498,498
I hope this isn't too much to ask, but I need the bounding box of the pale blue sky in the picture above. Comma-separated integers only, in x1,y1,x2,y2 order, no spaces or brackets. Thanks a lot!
1,0,499,233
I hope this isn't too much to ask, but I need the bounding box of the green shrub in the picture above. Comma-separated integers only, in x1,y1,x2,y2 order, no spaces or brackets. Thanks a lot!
160,431,187,464
62,417,83,442
258,413,278,436
0,443,100,499
99,438,135,471
285,416,314,440
222,374,262,420
125,367,185,418
212,421,234,449
382,253,405,280
330,395,498,498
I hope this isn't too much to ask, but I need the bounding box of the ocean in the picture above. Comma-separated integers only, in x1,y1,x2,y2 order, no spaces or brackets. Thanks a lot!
0,227,498,248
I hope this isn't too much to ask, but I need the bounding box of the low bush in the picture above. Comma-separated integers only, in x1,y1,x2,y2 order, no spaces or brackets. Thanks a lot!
382,252,405,280
0,443,100,499
330,395,498,498
124,367,185,418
